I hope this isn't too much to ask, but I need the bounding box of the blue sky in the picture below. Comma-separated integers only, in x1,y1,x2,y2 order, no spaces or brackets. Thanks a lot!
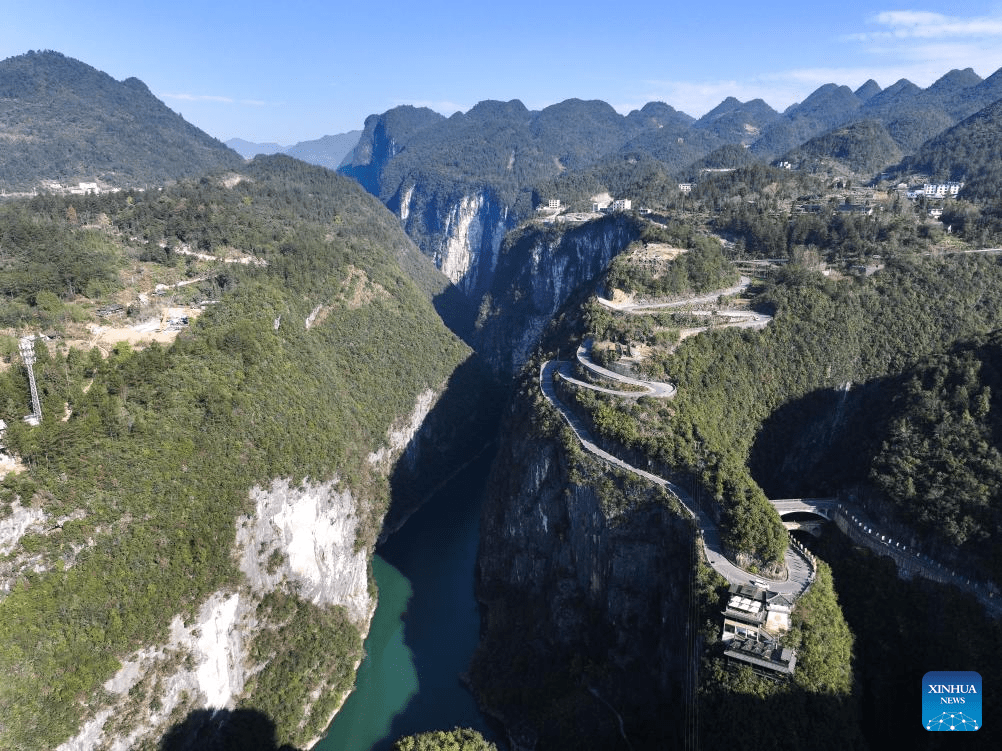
3,1,1002,145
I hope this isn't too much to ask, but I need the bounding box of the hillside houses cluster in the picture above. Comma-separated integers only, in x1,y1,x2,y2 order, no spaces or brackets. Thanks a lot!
40,180,106,195
901,182,965,199
1,180,121,199
537,196,637,224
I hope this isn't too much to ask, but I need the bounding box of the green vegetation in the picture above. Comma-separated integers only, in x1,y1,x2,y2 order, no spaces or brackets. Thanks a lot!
812,529,1002,750
604,233,738,299
784,120,903,176
700,561,861,750
241,592,362,744
784,563,853,694
0,156,469,749
575,249,1002,565
869,334,1002,581
392,728,497,751
0,203,124,326
903,99,1002,193
583,301,680,349
0,50,242,192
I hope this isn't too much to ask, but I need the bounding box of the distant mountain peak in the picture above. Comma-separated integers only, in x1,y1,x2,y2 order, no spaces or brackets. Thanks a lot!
883,78,921,97
0,50,242,191
854,80,882,102
226,138,288,158
932,68,983,90
465,99,531,122
706,96,743,114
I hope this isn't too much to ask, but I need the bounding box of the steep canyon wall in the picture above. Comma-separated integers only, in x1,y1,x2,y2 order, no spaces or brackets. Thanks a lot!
470,386,694,750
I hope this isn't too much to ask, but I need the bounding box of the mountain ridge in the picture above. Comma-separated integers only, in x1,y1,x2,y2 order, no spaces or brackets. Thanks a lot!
339,64,1002,324
0,50,243,191
225,131,363,170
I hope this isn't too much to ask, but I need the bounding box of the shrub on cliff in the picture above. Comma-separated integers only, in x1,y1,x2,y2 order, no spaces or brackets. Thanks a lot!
392,728,497,751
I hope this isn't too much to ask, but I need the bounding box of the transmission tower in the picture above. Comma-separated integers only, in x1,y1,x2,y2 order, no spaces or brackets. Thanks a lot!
18,336,42,425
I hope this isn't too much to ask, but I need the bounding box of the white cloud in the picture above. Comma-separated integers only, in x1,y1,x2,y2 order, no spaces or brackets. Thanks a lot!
846,9,1002,51
837,10,1002,86
774,9,1002,98
870,10,1002,39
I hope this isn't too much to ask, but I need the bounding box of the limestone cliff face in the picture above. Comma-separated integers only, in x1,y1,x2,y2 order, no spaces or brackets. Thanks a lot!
342,106,516,301
471,386,693,750
388,182,513,300
50,386,448,751
475,215,643,375
341,109,517,304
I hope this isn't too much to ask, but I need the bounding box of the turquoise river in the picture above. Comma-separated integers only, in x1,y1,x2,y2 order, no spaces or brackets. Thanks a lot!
316,449,499,750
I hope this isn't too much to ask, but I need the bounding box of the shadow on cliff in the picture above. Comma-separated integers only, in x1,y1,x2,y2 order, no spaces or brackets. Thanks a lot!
431,283,478,345
381,352,504,538
797,527,1002,751
748,375,900,498
159,708,300,751
374,442,503,750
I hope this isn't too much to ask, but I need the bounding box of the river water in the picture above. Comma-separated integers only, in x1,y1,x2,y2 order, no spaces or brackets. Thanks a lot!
316,450,497,750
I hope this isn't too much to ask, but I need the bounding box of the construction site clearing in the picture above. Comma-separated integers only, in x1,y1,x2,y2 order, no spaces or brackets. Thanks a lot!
78,306,203,351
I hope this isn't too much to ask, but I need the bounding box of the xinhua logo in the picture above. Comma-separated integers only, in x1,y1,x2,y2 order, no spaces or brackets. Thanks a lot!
923,671,982,731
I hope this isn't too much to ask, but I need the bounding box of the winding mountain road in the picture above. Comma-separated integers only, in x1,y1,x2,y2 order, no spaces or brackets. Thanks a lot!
572,341,676,398
551,274,1002,614
596,277,753,313
540,360,814,596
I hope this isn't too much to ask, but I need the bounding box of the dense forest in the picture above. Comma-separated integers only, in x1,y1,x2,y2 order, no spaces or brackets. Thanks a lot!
0,51,242,191
535,173,1002,748
0,156,472,750
869,336,1002,580
782,120,903,176
565,192,1002,568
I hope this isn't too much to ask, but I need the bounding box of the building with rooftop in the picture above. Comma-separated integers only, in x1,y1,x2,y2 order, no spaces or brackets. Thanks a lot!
721,584,792,642
722,636,797,680
720,584,797,678
923,182,963,199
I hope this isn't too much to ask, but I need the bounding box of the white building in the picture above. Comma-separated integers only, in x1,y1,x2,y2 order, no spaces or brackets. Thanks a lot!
923,182,963,199
70,182,100,195
721,584,792,642
610,198,632,212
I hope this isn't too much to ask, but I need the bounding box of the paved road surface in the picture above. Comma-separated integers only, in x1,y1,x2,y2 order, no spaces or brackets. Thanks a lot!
540,361,813,596
574,341,676,398
596,277,752,313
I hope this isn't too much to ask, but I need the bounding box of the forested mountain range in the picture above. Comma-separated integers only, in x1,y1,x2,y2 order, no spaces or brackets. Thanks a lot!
897,98,1002,200
343,64,1002,210
0,154,487,751
0,51,243,192
4,48,1002,751
337,64,1002,319
752,67,1002,157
